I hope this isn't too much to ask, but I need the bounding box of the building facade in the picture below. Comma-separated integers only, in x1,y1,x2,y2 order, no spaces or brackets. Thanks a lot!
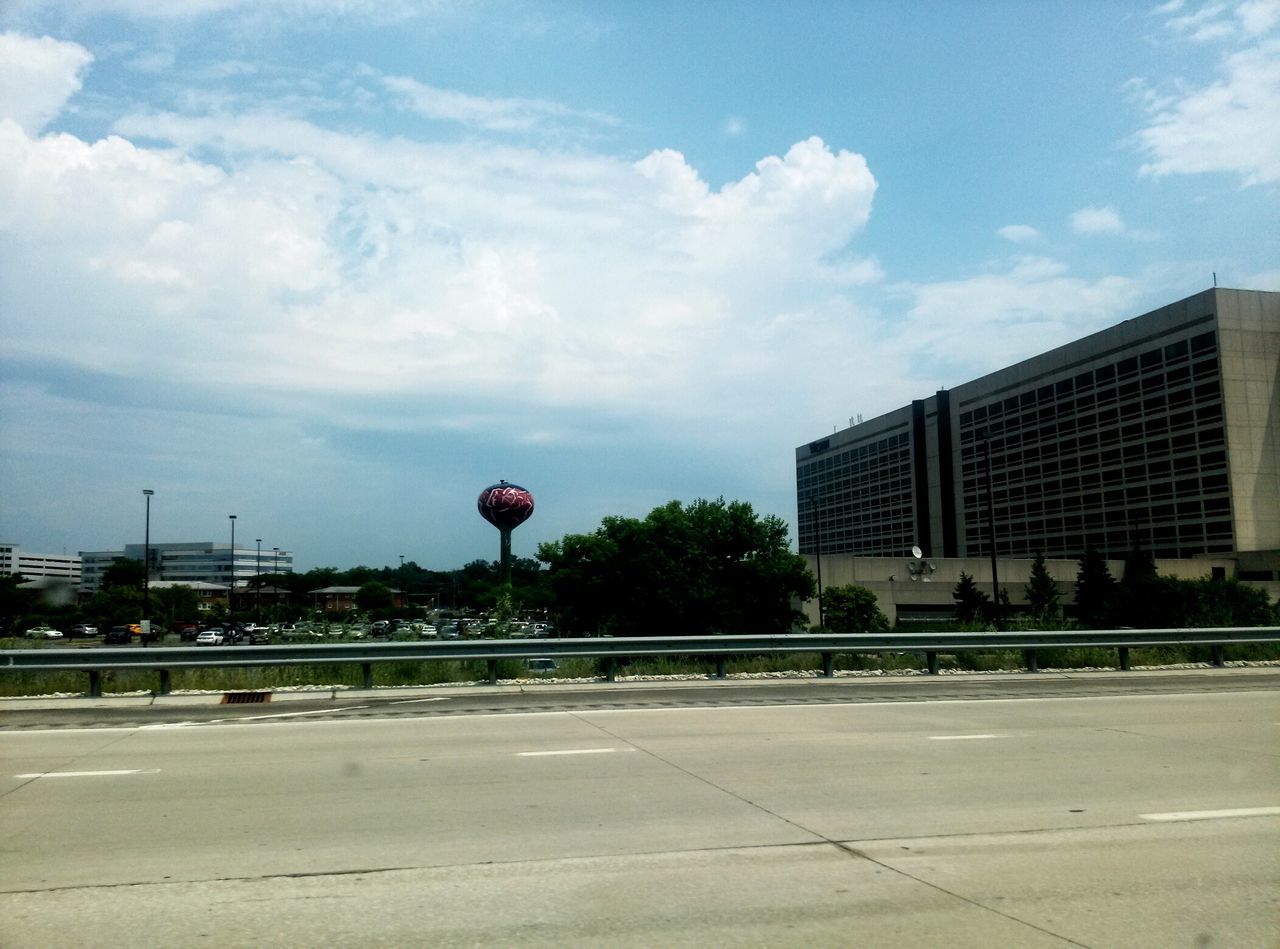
0,543,82,582
797,288,1279,564
79,542,294,593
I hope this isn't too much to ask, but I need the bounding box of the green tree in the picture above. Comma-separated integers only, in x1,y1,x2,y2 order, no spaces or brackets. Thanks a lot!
1074,546,1116,628
355,581,395,613
822,584,890,634
100,557,145,591
1024,552,1060,620
1115,544,1160,627
151,585,200,630
953,571,989,623
537,497,814,636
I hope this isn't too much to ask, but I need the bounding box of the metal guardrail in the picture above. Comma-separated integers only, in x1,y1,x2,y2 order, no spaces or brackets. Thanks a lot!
3,628,1278,697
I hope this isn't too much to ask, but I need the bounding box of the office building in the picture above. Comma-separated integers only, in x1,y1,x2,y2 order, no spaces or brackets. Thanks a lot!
796,287,1279,564
0,543,82,582
79,542,294,593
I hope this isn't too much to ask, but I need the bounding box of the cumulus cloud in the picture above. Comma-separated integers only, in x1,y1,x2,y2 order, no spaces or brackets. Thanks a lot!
0,32,92,134
1135,2,1280,186
1070,205,1126,235
997,224,1043,244
1,42,883,443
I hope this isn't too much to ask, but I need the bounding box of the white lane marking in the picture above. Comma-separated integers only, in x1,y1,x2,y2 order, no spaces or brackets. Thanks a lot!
206,706,371,723
1139,806,1280,822
389,697,451,705
517,748,631,757
16,769,159,779
928,733,1008,741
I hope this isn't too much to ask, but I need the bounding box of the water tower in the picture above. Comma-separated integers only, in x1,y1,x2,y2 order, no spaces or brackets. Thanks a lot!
477,481,535,586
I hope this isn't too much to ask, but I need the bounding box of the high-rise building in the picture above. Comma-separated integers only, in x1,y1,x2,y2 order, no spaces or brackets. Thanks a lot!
796,287,1279,564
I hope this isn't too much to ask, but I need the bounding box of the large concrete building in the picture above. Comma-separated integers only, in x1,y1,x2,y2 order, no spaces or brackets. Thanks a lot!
796,287,1279,585
0,543,81,582
79,542,294,593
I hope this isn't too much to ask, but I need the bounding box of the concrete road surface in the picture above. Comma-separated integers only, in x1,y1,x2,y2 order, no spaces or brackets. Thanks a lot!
2,685,1277,946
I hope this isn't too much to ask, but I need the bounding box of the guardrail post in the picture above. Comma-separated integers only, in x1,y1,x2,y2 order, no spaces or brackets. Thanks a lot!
925,651,939,675
487,659,498,685
822,652,834,678
714,656,727,679
1118,647,1130,671
1210,644,1225,667
1023,649,1038,673
88,670,102,698
158,669,171,695
361,662,373,689
604,658,616,683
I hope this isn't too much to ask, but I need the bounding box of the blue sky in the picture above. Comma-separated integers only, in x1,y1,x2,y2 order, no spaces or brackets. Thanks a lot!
1,0,1277,571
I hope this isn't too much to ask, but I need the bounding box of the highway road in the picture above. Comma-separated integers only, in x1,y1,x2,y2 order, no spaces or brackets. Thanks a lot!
2,675,1277,946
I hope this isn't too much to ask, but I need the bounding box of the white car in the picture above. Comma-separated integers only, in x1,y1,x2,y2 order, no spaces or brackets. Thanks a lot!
25,626,64,640
195,629,224,646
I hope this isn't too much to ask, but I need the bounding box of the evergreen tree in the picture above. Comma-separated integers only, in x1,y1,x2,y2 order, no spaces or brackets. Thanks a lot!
1074,546,1116,628
1024,552,1060,620
953,571,989,623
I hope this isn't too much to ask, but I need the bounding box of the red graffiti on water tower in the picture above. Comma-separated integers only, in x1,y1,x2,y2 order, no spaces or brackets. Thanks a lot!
477,481,535,531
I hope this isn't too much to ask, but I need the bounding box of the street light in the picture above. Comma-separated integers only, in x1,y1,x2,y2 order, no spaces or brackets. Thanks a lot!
142,489,154,646
980,432,1000,619
399,554,405,612
256,539,262,624
228,515,237,628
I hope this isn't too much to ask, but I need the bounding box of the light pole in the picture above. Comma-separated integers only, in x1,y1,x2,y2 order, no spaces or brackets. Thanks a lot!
228,515,237,628
142,489,154,645
980,433,1000,619
399,554,405,612
256,539,262,624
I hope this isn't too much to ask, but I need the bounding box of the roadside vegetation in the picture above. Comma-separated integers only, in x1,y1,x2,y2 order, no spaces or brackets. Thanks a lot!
1,501,1276,697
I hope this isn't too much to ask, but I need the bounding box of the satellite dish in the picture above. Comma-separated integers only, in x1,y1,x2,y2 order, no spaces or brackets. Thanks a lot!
911,545,923,560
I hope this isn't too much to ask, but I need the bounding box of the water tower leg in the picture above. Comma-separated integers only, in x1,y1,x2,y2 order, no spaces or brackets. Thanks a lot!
499,528,513,587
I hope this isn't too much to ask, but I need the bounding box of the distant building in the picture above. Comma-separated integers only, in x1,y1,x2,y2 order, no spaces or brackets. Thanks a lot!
79,542,294,593
0,543,82,582
797,288,1279,564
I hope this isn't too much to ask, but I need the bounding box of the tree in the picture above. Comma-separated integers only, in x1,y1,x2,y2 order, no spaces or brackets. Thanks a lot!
1074,546,1116,628
354,581,394,613
953,571,989,623
1115,544,1160,627
537,497,814,636
100,557,145,591
822,584,889,634
1024,552,1060,621
152,585,200,630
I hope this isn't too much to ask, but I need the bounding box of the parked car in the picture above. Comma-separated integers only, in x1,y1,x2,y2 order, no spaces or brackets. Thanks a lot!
248,629,271,645
67,624,98,639
104,626,133,645
370,620,391,637
524,658,558,674
195,629,225,646
25,626,64,640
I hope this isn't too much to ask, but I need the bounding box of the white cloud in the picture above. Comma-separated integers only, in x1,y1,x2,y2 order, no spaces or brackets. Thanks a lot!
1070,205,1127,235
0,32,92,134
1135,4,1280,186
997,224,1043,244
720,116,747,137
383,75,618,134
896,258,1142,383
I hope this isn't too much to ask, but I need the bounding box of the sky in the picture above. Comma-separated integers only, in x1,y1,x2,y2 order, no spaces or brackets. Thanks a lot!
1,0,1277,572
